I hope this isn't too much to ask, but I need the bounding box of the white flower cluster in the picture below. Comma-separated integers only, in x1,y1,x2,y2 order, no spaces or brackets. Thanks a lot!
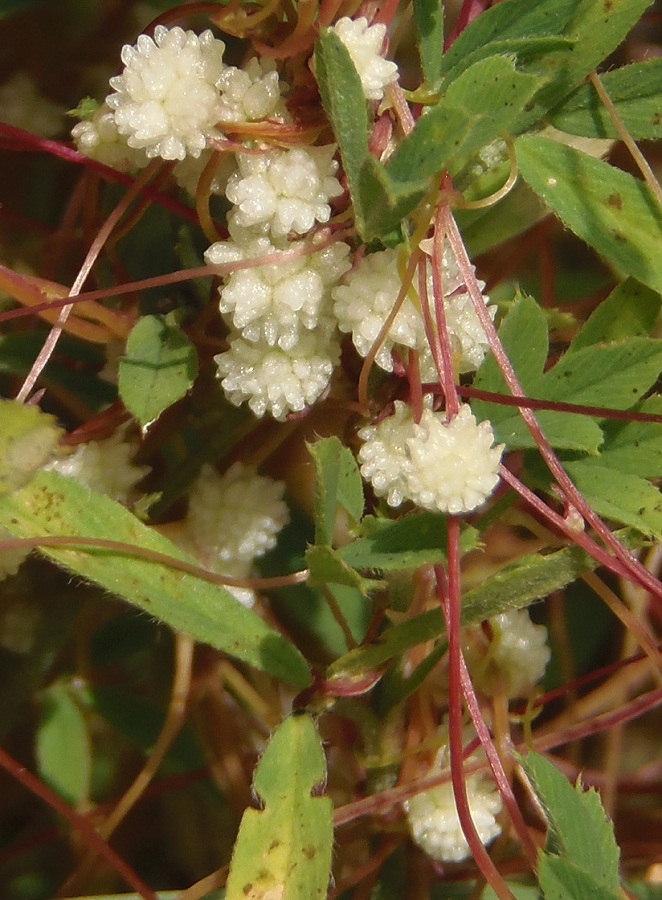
332,246,495,380
44,428,150,504
330,17,399,100
72,25,285,178
226,146,343,238
464,608,551,698
404,730,502,863
178,463,289,607
208,145,346,419
358,398,503,514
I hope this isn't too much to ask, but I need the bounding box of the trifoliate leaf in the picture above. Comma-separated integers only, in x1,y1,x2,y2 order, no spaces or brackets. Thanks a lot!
0,400,62,496
118,315,198,432
387,56,542,184
225,714,332,900
473,295,603,453
516,135,662,294
0,471,310,687
519,751,621,893
36,682,90,806
549,59,662,140
514,0,654,130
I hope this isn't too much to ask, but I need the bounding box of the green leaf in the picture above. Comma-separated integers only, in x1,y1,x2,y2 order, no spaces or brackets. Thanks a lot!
516,135,662,294
549,59,662,140
538,856,621,900
357,155,426,245
225,714,332,900
563,460,662,537
0,400,61,496
339,514,479,572
36,682,90,806
438,0,578,84
387,56,542,184
514,0,654,130
594,396,662,478
328,537,625,681
567,278,661,352
519,752,620,892
0,471,310,687
475,294,662,453
308,437,363,546
118,315,198,432
306,544,382,596
473,296,604,453
413,0,444,85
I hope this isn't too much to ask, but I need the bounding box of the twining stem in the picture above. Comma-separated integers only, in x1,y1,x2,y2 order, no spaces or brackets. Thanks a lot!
438,522,515,900
444,208,662,605
0,746,157,900
57,634,195,897
15,159,162,403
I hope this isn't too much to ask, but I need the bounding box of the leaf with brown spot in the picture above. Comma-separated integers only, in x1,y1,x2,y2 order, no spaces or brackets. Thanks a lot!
226,714,332,900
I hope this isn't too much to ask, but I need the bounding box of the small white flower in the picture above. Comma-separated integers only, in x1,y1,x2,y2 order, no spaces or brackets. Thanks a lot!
216,57,284,124
0,526,30,582
215,329,340,420
187,462,289,563
0,72,64,137
205,236,350,349
72,102,149,172
404,730,502,863
464,608,551,698
44,428,150,503
106,26,227,161
175,462,289,608
358,399,503,513
329,17,399,101
405,404,503,514
357,400,416,507
225,146,343,238
333,249,425,372
332,247,494,379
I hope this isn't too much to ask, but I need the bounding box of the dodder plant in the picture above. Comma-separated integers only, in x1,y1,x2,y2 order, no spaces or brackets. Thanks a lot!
0,0,661,897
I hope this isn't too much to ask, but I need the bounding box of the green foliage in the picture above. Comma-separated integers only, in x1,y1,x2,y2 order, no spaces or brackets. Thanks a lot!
516,135,662,294
308,436,364,546
36,681,91,806
118,314,198,432
520,752,621,898
225,714,332,900
549,59,662,140
412,0,444,85
0,471,310,686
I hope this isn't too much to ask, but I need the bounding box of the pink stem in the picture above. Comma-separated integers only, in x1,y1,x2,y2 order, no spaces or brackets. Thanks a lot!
439,521,515,900
443,209,662,604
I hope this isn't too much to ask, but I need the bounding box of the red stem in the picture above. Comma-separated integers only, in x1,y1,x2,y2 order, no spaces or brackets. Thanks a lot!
0,746,157,900
443,209,662,605
438,522,515,900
